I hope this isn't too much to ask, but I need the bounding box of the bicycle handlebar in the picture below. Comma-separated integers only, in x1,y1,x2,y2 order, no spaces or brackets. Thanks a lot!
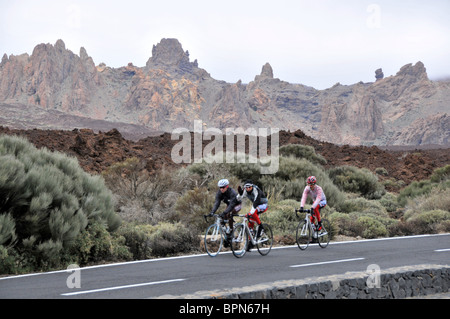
204,214,217,222
295,208,312,218
204,213,239,222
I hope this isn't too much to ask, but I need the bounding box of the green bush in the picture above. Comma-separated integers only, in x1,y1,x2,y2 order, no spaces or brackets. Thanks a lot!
174,187,214,232
263,199,299,243
378,192,400,213
375,167,388,176
279,144,327,165
117,223,153,260
328,165,385,199
404,210,450,234
148,222,199,257
69,221,132,266
397,180,433,207
329,212,362,238
0,134,121,273
430,164,450,183
357,215,388,239
339,197,388,217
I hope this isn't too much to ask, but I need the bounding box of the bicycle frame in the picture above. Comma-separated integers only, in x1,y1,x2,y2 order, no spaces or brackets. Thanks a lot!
231,214,273,258
297,210,316,237
295,208,330,250
203,214,227,257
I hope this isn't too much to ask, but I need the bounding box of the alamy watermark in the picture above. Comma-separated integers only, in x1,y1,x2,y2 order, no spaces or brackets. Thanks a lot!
66,264,81,289
366,264,381,288
171,120,279,174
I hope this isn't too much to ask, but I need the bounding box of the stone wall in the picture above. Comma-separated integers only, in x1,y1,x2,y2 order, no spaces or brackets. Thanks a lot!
158,264,449,299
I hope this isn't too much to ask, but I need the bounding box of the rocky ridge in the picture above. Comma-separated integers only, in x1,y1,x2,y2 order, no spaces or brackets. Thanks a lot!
1,38,449,147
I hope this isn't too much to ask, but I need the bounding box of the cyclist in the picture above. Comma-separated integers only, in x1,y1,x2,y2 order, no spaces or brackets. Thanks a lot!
208,179,242,243
299,176,327,230
237,180,268,249
300,176,327,230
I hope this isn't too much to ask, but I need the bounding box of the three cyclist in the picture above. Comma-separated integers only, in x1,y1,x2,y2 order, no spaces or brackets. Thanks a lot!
208,176,326,252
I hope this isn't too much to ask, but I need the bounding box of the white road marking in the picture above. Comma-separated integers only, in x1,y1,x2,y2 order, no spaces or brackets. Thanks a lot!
290,257,365,268
434,248,450,252
61,278,186,296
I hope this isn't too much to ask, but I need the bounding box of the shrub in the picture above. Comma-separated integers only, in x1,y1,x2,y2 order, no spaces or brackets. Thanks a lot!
279,144,327,165
329,212,361,238
328,165,385,199
148,222,199,257
339,197,388,217
375,167,388,176
70,221,132,266
174,187,214,232
0,134,121,273
357,216,388,239
263,199,300,242
404,210,450,234
117,223,153,260
430,164,450,183
378,192,400,213
397,180,433,207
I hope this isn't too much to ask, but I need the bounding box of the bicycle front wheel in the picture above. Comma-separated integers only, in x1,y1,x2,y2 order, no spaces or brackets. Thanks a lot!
296,220,311,250
256,224,273,256
318,218,331,248
231,223,247,258
204,224,223,257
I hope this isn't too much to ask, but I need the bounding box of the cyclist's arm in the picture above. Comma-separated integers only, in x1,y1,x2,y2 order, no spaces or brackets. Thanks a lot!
223,189,239,214
236,189,246,202
311,186,323,209
300,187,309,208
210,191,222,215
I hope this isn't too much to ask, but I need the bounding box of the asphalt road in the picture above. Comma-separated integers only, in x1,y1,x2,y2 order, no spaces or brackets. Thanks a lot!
1,233,449,299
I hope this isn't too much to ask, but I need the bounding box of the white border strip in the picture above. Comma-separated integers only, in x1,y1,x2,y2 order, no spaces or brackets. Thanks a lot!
290,257,365,268
61,278,186,296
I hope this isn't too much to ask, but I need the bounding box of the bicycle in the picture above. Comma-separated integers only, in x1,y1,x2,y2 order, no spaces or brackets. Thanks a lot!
295,208,331,250
230,214,273,258
203,214,234,257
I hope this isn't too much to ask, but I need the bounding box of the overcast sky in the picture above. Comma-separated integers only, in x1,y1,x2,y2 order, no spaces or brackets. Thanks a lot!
1,0,449,89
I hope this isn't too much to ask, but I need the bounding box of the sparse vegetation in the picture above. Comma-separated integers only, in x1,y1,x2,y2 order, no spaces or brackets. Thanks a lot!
1,135,448,275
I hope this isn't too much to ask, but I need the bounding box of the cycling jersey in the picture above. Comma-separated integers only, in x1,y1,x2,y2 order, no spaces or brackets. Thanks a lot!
210,187,242,215
237,184,268,209
300,185,327,209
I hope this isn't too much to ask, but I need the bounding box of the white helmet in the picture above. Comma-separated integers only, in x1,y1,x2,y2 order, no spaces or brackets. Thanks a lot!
217,179,229,188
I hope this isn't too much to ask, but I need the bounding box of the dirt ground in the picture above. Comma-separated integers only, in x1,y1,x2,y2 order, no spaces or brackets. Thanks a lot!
1,126,448,191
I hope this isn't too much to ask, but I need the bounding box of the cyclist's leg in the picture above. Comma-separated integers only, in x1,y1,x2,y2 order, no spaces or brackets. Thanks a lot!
255,204,268,237
316,202,327,230
230,204,242,230
312,206,321,223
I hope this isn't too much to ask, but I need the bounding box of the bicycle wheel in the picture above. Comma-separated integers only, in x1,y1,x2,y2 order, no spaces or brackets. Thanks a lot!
318,218,331,248
256,224,273,256
296,220,311,250
204,224,223,257
231,223,247,258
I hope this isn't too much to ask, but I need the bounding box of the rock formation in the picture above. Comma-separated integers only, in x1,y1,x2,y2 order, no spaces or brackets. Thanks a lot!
1,39,449,147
